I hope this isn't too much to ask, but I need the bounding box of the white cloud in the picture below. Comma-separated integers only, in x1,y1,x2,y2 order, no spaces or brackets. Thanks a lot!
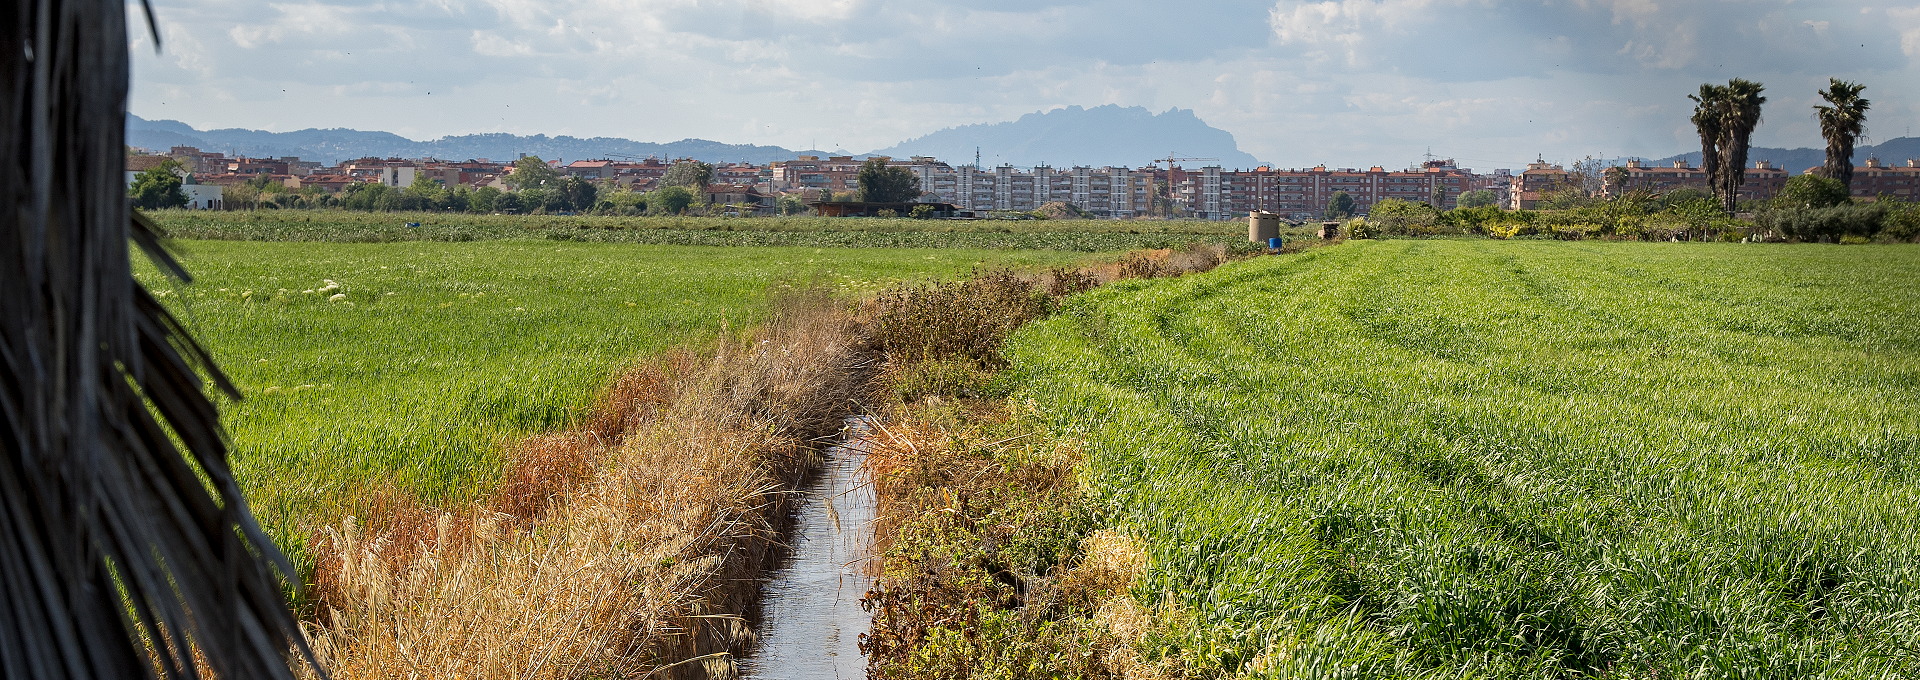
127,0,1920,168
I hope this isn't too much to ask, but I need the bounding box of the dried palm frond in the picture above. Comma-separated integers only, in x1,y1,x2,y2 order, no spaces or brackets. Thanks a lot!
2,2,315,678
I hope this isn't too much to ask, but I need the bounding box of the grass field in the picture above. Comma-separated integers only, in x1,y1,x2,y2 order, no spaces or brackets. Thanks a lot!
1008,240,1920,677
138,239,1095,558
147,210,1291,252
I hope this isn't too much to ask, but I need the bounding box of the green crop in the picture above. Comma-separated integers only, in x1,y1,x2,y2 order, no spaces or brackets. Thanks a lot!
145,210,1290,253
139,239,1094,564
1009,240,1920,677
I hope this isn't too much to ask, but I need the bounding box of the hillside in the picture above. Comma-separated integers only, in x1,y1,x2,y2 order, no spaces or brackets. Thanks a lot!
125,114,835,165
1648,136,1920,173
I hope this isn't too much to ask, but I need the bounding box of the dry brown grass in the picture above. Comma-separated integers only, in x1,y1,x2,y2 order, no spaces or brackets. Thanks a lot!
301,288,873,679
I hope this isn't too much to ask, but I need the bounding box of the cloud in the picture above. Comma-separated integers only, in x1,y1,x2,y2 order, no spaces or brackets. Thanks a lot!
128,0,1920,168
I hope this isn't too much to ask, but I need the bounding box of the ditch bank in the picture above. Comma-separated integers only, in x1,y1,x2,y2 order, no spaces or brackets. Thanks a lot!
298,242,1249,679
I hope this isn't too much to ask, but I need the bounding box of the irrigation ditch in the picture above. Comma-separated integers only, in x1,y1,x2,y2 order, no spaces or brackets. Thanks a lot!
296,242,1253,679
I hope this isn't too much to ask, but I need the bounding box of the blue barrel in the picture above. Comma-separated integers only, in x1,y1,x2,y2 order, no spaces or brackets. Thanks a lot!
1267,236,1284,252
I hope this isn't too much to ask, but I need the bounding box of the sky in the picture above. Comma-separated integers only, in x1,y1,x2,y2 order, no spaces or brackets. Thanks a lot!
129,0,1920,171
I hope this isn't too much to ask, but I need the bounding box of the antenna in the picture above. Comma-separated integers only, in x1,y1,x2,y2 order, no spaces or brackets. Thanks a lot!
975,147,981,170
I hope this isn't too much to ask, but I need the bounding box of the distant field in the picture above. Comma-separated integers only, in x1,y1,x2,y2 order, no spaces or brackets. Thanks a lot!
1010,241,1920,676
140,239,1095,559
147,210,1291,252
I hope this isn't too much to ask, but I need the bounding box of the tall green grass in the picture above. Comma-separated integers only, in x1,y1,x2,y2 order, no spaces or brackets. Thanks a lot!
139,239,1094,560
1009,240,1920,677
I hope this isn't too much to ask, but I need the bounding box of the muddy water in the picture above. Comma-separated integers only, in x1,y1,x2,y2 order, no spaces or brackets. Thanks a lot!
737,418,876,680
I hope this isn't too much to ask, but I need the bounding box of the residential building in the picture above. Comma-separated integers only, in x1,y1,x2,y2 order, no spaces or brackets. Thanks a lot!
1606,159,1789,204
1805,158,1920,202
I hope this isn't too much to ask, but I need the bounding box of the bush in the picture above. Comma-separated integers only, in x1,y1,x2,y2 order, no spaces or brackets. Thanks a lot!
1773,174,1850,210
1757,202,1893,241
1367,198,1445,236
870,270,1053,369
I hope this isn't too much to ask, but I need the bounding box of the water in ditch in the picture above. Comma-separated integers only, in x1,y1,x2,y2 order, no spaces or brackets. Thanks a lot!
737,417,876,680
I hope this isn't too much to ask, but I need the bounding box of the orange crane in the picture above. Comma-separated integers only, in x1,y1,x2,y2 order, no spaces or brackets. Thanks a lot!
1148,154,1216,217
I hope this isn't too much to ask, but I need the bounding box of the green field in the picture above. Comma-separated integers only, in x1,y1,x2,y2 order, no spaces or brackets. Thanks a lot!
147,210,1286,252
1009,241,1920,677
140,239,1095,555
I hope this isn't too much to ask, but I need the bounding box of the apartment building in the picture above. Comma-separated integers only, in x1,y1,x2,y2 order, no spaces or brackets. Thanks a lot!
1605,158,1790,204
770,155,864,193
1813,158,1920,202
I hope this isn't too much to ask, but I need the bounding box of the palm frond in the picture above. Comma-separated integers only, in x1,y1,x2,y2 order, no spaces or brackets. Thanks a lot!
2,2,316,678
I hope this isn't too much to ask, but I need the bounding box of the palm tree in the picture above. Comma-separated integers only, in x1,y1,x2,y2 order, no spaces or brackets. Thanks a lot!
2,2,314,678
1688,83,1726,212
1718,79,1767,214
1815,78,1870,192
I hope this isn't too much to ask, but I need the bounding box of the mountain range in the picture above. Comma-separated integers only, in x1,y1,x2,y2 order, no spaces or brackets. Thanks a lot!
1646,137,1920,174
125,114,834,166
129,108,1920,173
867,105,1264,169
127,105,1265,169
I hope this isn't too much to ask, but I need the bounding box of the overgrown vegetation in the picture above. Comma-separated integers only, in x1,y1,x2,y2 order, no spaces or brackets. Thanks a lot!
1008,240,1920,677
858,245,1244,679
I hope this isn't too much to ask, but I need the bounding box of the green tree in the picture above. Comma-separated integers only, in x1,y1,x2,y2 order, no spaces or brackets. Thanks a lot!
857,157,920,203
504,155,558,190
1718,79,1767,214
403,176,448,210
127,160,188,209
1325,190,1355,219
1814,78,1869,192
1689,79,1768,215
555,176,598,212
1772,174,1850,210
660,160,714,190
1689,83,1727,214
469,186,502,213
1456,189,1498,209
1428,182,1449,209
777,194,809,215
649,185,697,215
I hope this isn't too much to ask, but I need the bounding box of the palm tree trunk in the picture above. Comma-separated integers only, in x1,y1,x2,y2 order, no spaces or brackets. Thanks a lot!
2,2,314,678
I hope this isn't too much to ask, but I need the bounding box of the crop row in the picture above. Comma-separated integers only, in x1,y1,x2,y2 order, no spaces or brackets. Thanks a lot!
1008,241,1920,677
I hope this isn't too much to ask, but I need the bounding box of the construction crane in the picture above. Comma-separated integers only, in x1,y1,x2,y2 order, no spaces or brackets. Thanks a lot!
1148,154,1216,218
1151,154,1217,171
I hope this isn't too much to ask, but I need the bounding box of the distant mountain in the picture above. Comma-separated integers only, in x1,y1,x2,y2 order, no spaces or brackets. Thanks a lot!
125,114,835,165
1645,137,1920,174
867,105,1264,169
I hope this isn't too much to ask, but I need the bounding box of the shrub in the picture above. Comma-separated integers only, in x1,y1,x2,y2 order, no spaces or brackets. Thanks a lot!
1772,174,1850,210
870,270,1052,369
1368,198,1445,236
1757,202,1892,241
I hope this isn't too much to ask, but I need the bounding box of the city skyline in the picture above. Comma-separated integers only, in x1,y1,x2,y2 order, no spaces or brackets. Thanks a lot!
130,0,1920,169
